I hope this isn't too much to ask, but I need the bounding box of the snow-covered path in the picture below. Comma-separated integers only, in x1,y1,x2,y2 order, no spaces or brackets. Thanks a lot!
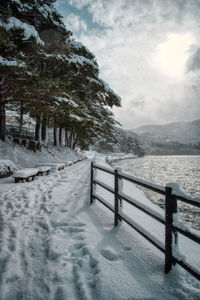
0,160,94,300
0,159,199,300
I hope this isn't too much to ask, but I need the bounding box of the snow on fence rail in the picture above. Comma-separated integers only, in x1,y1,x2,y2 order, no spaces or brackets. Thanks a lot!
90,162,200,281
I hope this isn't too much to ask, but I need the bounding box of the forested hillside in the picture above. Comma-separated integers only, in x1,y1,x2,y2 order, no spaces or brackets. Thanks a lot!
0,0,121,149
133,119,200,145
132,119,200,155
91,126,145,156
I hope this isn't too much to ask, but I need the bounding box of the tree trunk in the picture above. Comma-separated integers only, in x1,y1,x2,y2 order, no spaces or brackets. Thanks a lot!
67,130,72,148
41,117,47,141
54,127,57,146
72,132,78,150
65,128,68,147
59,127,62,145
0,99,6,141
39,124,42,144
70,131,74,149
19,102,24,132
44,126,48,147
65,129,70,147
35,115,41,141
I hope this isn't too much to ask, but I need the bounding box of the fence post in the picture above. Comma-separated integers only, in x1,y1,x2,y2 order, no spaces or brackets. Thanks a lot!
165,186,173,273
114,169,119,226
90,162,94,204
172,195,178,264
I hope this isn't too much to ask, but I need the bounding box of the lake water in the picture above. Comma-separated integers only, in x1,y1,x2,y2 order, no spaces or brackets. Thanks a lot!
111,156,200,230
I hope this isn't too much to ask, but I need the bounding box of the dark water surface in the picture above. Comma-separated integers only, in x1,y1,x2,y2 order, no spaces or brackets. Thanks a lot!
111,155,200,230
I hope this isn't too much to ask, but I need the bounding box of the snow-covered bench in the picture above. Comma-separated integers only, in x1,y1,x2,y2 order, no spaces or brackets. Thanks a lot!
61,160,80,166
37,166,51,176
51,161,73,167
36,163,65,172
65,161,73,166
13,168,39,183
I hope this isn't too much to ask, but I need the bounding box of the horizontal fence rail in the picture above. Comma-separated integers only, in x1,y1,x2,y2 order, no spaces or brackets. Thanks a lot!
90,162,200,281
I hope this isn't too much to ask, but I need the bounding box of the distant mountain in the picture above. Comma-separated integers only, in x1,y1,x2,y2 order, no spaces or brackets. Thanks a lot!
132,119,200,145
91,120,200,156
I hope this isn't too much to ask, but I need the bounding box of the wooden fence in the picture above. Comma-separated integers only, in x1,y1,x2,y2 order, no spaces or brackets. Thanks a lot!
90,162,200,281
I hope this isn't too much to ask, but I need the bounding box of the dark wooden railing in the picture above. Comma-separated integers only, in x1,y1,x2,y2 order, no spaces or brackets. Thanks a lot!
90,162,200,281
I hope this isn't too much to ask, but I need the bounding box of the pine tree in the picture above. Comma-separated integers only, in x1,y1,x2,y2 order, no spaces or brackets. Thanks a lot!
0,0,122,150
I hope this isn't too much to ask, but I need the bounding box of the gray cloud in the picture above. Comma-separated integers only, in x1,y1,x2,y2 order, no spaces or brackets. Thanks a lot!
64,13,87,32
187,48,200,72
56,0,200,128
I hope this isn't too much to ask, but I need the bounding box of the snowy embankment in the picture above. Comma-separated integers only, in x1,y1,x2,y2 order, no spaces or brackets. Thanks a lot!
0,146,199,299
0,140,82,170
0,159,18,177
106,153,137,163
85,150,136,163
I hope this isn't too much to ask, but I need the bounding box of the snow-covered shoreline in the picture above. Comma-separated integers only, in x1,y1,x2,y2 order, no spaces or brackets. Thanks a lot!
106,153,137,163
0,145,199,299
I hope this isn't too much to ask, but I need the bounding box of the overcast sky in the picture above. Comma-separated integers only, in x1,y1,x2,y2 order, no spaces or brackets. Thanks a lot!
55,0,200,129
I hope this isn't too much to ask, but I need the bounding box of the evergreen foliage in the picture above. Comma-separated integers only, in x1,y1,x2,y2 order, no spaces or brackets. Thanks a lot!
0,0,121,149
91,126,145,156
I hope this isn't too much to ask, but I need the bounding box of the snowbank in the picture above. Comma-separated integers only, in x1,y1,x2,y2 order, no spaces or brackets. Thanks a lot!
106,153,137,163
85,151,137,163
93,155,200,283
0,159,18,178
0,140,84,170
0,150,199,299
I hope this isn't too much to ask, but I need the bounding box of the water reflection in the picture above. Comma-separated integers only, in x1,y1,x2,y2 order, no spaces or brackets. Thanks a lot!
111,156,200,230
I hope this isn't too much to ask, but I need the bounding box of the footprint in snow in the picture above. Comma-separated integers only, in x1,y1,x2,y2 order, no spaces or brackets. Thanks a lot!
11,211,20,218
37,220,49,232
69,227,85,233
60,208,68,212
123,246,132,251
71,235,84,241
74,242,86,250
51,220,69,227
54,286,65,300
71,222,85,227
48,192,52,200
6,201,13,211
73,247,99,299
100,248,119,261
5,274,20,284
7,238,16,252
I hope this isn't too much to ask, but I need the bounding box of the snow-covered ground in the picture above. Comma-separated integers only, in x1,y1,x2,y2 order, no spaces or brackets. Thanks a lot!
0,140,81,170
0,144,199,299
